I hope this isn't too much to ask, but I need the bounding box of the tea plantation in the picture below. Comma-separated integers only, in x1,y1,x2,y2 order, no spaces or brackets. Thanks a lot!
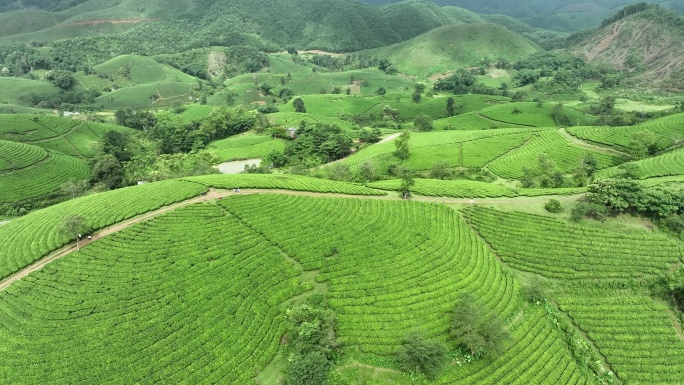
0,175,681,384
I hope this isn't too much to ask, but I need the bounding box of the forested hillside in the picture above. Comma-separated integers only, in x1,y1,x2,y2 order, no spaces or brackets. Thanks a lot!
0,0,485,52
570,4,684,89
359,0,684,30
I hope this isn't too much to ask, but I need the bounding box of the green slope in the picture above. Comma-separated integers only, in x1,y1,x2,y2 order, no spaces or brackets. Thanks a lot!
358,23,541,77
0,78,61,107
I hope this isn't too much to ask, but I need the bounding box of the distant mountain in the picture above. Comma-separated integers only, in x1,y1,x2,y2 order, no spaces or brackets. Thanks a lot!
358,23,541,77
570,4,684,89
357,0,684,31
0,0,492,52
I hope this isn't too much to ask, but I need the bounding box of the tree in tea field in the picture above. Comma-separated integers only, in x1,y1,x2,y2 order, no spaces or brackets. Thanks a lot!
446,97,456,117
395,165,415,200
293,98,306,113
396,332,448,380
414,113,434,132
628,130,656,159
60,179,88,199
61,215,86,250
394,130,410,160
451,293,510,357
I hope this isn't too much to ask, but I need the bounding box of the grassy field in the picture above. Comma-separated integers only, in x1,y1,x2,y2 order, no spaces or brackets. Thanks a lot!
0,78,60,106
206,133,286,162
93,54,198,86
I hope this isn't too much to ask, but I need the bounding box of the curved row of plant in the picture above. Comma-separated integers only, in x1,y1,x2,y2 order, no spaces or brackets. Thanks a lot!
463,206,681,281
0,180,208,280
0,203,305,383
185,174,385,196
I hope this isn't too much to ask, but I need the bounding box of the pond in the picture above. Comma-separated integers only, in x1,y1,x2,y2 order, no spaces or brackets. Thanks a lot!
215,159,262,174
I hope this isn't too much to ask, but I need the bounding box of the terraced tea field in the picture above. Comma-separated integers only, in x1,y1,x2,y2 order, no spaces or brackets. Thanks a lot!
0,203,302,383
463,207,681,281
0,145,90,203
478,102,590,127
343,127,551,173
568,113,684,151
487,130,623,179
369,178,518,198
596,148,684,180
0,180,208,280
184,174,385,195
0,175,682,384
558,292,684,385
0,114,134,159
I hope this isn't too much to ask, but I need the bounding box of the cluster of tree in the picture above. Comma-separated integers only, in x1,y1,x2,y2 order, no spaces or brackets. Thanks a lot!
572,178,684,235
114,109,157,131
510,52,626,94
123,151,220,184
269,122,353,167
377,59,398,75
433,69,499,96
592,97,684,127
90,106,255,190
158,45,269,80
284,295,340,385
521,153,598,188
0,43,51,77
452,293,511,358
429,162,497,183
394,293,510,380
312,160,377,184
90,127,224,190
29,89,101,112
358,127,382,144
395,332,447,380
149,107,254,154
600,2,656,28
660,267,684,314
298,53,377,72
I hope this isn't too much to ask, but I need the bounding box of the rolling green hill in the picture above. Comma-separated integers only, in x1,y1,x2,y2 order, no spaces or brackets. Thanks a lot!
357,24,541,77
92,55,198,86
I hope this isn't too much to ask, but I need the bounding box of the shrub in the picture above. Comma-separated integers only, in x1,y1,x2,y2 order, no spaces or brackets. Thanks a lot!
451,293,510,357
660,214,684,236
396,332,447,380
522,276,547,304
571,198,609,222
545,199,563,213
257,105,279,114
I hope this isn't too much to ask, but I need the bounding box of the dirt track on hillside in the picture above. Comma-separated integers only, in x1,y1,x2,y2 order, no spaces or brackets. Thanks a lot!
58,19,160,27
0,189,576,292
